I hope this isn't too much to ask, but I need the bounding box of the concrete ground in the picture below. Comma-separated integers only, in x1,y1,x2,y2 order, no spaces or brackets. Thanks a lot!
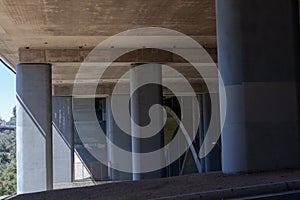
8,169,300,200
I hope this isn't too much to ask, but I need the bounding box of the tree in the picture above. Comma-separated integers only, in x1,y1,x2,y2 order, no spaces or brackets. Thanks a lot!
0,117,4,126
7,106,16,126
0,106,16,196
12,106,16,118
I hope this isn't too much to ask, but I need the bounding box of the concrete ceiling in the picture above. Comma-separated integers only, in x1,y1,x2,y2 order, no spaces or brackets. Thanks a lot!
0,0,220,95
0,0,216,67
0,0,299,95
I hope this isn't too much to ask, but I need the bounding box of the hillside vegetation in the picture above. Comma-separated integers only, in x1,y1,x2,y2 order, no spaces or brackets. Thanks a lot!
0,107,16,196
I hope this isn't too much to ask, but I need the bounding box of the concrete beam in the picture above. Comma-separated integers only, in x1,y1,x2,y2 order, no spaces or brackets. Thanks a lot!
19,46,217,64
51,63,218,80
52,80,218,96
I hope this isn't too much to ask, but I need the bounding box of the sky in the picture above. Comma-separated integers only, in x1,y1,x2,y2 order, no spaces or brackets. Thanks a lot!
0,61,16,121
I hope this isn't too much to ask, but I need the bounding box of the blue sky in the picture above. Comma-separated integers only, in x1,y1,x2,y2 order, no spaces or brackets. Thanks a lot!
0,61,16,121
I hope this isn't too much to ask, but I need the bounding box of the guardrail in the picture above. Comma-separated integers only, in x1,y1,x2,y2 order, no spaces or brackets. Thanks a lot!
0,125,16,131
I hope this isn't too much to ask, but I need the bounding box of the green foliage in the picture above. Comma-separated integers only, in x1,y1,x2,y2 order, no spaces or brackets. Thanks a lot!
0,108,16,196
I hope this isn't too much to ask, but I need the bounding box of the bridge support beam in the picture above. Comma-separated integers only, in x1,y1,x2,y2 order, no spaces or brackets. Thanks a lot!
130,63,165,180
16,63,53,194
216,0,300,173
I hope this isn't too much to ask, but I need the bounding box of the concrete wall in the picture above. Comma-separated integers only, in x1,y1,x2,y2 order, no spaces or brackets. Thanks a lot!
73,98,108,181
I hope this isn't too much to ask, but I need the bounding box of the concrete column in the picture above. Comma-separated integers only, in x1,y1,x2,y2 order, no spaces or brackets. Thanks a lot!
197,94,205,173
216,0,300,173
202,93,221,172
198,93,221,173
16,63,53,194
52,97,74,185
106,95,132,180
130,63,165,180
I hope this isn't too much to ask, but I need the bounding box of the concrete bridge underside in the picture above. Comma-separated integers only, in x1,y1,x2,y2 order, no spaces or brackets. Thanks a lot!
0,0,300,197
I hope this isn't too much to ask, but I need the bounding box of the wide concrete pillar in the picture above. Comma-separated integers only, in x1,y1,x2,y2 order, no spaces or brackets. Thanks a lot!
106,95,132,180
16,63,53,194
52,97,74,185
216,0,300,173
130,63,165,180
